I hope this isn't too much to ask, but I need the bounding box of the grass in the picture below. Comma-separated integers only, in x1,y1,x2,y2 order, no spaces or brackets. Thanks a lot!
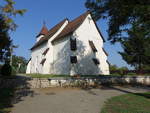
25,73,150,78
25,74,103,78
101,92,150,113
25,74,70,78
0,88,15,113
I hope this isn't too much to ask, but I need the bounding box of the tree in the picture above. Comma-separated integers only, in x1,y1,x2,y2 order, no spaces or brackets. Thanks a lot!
0,0,26,63
0,0,26,30
12,55,27,73
0,14,11,62
85,0,150,43
119,24,150,71
109,64,118,71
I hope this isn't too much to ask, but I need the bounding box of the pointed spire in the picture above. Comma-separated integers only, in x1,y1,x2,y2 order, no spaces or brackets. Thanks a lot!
43,20,46,26
37,21,48,37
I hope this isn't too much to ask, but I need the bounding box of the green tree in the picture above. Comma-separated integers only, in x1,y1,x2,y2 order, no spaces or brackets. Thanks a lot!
0,14,11,62
0,0,26,63
12,55,27,73
0,0,26,30
119,24,150,71
85,0,150,43
110,64,118,71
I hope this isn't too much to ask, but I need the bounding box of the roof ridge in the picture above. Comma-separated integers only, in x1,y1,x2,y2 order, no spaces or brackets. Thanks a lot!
51,11,90,43
70,11,90,22
45,18,68,38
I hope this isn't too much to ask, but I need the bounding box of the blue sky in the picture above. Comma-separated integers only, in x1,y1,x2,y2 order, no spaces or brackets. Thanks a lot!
9,0,131,68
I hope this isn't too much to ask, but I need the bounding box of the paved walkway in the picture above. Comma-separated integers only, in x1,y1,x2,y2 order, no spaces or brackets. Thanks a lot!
12,86,150,113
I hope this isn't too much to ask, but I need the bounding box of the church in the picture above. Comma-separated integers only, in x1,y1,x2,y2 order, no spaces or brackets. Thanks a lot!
26,11,110,75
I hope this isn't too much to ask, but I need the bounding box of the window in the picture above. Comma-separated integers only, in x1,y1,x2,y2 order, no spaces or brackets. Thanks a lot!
70,38,77,51
70,56,77,64
42,48,49,55
89,40,97,52
40,58,46,65
92,58,100,65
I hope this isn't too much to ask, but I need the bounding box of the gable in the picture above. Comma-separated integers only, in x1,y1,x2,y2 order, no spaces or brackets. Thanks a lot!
31,19,67,50
51,11,90,43
51,11,105,43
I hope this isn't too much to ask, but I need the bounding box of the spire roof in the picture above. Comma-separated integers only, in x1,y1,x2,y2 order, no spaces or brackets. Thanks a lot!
37,24,49,37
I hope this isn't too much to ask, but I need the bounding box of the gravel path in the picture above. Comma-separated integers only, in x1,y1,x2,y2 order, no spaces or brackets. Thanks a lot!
12,86,150,113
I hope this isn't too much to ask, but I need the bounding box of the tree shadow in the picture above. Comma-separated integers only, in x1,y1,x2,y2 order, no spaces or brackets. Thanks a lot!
52,36,101,75
0,76,37,113
98,84,150,99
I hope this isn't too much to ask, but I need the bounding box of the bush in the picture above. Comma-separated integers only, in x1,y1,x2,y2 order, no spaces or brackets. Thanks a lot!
11,66,17,75
1,63,12,76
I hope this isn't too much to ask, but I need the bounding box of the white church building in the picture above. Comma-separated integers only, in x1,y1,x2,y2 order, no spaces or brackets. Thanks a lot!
26,11,110,75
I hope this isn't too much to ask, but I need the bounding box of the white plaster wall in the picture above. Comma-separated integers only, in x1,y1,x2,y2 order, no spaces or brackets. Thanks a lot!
27,15,109,75
45,20,69,74
29,20,69,74
30,42,49,74
26,60,31,74
71,14,109,75
52,37,71,75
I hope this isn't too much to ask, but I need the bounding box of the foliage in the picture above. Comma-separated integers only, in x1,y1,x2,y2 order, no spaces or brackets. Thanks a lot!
85,0,150,43
0,0,26,31
110,65,128,75
109,65,118,71
142,65,150,70
0,14,12,62
119,24,150,71
0,88,14,113
1,63,12,76
101,92,150,113
85,0,150,71
12,55,27,73
0,0,26,63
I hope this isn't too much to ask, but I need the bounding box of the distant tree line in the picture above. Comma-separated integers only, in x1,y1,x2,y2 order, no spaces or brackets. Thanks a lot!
110,64,150,75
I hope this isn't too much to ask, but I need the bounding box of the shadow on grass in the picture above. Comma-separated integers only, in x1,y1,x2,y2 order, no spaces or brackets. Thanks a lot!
99,85,150,99
0,76,36,113
79,81,150,98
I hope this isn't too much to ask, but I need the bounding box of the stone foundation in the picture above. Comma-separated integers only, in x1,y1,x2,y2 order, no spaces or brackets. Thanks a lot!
0,76,150,88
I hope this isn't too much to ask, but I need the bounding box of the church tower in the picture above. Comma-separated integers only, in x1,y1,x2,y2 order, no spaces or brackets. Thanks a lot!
36,23,48,42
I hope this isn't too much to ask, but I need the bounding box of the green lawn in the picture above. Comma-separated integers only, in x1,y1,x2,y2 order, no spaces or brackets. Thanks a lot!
0,88,15,113
25,74,70,78
25,74,102,78
101,92,150,113
25,73,150,78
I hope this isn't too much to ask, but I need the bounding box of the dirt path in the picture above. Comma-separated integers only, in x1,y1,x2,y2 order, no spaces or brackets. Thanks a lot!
12,86,150,113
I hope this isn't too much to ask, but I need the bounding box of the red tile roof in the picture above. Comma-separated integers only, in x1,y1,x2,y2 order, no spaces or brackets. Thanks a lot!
31,19,67,50
51,11,90,43
31,11,106,50
51,11,105,43
36,25,49,37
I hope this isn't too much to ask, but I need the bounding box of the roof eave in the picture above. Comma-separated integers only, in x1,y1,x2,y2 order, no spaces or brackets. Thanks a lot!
88,12,106,42
51,32,73,44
